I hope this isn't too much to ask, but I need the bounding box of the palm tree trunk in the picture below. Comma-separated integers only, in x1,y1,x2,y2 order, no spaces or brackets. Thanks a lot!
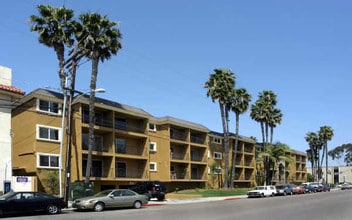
85,57,99,183
325,143,328,184
230,113,240,188
220,103,229,189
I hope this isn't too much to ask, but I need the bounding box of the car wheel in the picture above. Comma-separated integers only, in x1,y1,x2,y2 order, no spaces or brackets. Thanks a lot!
261,193,265,197
283,191,287,196
157,195,165,201
94,202,104,212
0,209,3,217
134,201,142,209
47,204,61,214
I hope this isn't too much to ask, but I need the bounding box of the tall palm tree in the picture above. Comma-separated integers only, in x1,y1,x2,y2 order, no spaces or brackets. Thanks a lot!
204,68,235,189
318,126,334,183
305,131,323,181
268,108,282,145
30,5,75,90
75,13,122,183
250,90,280,185
228,88,251,188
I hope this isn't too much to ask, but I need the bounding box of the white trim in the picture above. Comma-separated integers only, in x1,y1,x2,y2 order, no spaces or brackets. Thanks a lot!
213,152,222,160
213,137,222,144
149,142,157,152
36,124,61,142
37,153,60,169
149,162,157,171
149,123,156,132
36,99,62,116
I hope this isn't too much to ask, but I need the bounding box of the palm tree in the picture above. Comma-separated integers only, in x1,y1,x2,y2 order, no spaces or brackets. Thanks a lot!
30,5,75,90
257,142,293,185
228,88,251,188
318,126,334,183
305,132,323,182
75,13,122,183
268,108,282,145
204,68,235,189
250,90,280,185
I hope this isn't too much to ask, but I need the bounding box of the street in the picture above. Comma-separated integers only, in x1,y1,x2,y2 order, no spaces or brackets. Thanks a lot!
2,190,351,220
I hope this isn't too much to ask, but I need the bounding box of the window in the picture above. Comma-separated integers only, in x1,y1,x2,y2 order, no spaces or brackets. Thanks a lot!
82,133,103,151
115,138,126,153
149,123,156,131
37,125,60,142
116,162,126,177
115,118,127,130
37,153,59,169
83,160,103,177
150,162,157,171
214,166,222,174
213,152,222,160
149,142,157,152
213,138,222,144
37,99,61,115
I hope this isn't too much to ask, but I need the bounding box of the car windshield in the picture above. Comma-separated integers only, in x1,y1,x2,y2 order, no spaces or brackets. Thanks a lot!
0,192,16,200
94,190,113,197
255,186,265,190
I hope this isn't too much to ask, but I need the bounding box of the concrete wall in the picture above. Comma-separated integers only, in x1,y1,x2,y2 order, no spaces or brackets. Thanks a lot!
0,66,13,194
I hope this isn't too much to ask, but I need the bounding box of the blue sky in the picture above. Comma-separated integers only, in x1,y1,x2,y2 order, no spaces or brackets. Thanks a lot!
1,0,351,166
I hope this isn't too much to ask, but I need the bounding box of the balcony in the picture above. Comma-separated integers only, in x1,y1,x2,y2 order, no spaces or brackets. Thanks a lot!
114,118,147,134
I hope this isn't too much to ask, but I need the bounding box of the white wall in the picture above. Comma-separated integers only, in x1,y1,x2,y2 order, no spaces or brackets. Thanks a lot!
0,66,13,193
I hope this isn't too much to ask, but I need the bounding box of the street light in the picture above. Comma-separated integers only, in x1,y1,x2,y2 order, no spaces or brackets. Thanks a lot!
62,87,105,206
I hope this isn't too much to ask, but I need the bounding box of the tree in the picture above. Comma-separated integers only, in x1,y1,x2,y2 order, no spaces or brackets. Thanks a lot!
257,142,293,185
328,143,352,166
30,5,75,90
204,68,235,188
268,108,282,145
305,131,323,181
75,13,122,183
228,88,251,188
250,90,281,185
318,126,334,184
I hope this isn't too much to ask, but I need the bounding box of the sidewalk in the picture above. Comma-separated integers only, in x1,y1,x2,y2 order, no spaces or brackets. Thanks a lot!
64,195,246,210
147,194,247,205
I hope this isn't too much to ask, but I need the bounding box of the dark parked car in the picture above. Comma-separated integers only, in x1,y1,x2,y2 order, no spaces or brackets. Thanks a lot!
301,184,316,193
318,184,331,192
276,185,294,196
129,181,167,201
0,191,65,217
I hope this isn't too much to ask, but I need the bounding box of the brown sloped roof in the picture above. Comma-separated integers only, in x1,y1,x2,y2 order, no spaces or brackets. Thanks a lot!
0,84,25,95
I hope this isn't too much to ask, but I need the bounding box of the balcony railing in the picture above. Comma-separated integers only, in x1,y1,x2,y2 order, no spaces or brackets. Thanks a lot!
190,136,205,145
115,168,145,179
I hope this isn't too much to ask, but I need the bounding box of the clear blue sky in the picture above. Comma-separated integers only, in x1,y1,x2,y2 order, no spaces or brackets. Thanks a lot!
1,0,351,166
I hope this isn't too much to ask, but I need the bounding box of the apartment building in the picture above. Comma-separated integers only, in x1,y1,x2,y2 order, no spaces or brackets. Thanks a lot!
208,132,257,188
0,66,25,194
261,148,307,186
11,88,305,195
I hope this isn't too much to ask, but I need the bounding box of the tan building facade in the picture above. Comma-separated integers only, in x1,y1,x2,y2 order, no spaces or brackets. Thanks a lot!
11,89,306,195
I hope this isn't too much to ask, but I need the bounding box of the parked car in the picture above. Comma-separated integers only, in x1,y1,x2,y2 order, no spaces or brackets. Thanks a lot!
0,191,65,217
275,185,294,196
339,183,352,190
289,184,305,194
300,184,316,193
129,181,167,201
247,185,276,198
319,184,331,192
72,189,148,212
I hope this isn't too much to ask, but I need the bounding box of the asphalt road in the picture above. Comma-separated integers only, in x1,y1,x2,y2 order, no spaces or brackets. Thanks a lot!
2,189,351,220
